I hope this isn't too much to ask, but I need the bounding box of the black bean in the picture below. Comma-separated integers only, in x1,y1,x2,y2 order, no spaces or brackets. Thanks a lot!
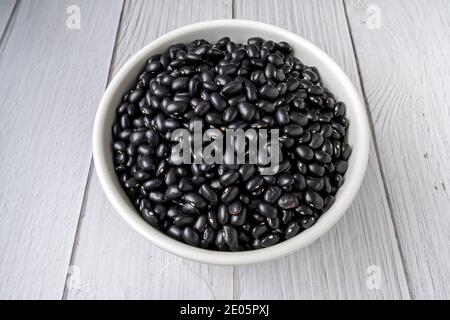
237,101,256,121
261,233,280,247
239,164,256,181
230,208,247,226
309,133,324,149
129,131,146,146
174,214,195,227
221,186,240,203
223,106,238,122
246,175,265,192
257,201,278,218
275,108,290,125
285,221,300,239
264,185,282,203
282,124,303,137
165,101,187,114
217,204,229,225
304,190,324,209
223,225,239,249
335,160,348,174
210,92,228,111
193,215,208,233
182,227,200,246
301,216,316,229
143,178,162,191
294,145,314,161
167,225,183,240
182,192,207,209
314,150,332,164
228,200,242,215
277,193,300,210
199,184,218,205
221,79,243,97
259,84,279,100
149,191,164,203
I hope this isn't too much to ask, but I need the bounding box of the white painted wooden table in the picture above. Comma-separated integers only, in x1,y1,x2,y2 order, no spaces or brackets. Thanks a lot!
0,0,449,300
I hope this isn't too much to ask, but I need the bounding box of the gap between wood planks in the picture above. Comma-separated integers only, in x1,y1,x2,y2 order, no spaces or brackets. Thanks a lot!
0,0,19,51
61,0,127,300
341,0,413,298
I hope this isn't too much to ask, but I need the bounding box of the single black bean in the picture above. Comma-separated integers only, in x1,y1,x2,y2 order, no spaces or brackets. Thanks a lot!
217,204,229,225
277,193,300,210
304,190,324,209
237,101,256,121
257,201,278,218
199,183,219,205
182,227,200,246
264,185,282,203
260,233,280,247
275,109,290,125
285,221,300,239
182,192,207,209
220,170,240,187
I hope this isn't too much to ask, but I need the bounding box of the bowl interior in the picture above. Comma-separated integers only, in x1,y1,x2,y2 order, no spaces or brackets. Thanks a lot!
93,20,369,265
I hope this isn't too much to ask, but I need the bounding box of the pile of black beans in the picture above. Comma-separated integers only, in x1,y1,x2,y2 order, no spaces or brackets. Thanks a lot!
112,37,351,251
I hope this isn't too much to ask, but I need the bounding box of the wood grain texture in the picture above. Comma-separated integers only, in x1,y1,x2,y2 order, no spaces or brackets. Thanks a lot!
65,0,234,300
0,0,123,299
345,0,450,299
0,0,15,42
234,0,410,299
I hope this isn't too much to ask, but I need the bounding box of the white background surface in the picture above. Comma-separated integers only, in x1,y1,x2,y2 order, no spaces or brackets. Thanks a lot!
0,0,448,299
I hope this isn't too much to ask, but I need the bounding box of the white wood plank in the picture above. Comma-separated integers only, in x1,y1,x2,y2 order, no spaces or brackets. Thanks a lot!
0,0,15,40
65,0,233,300
345,0,450,299
234,0,410,299
0,0,123,299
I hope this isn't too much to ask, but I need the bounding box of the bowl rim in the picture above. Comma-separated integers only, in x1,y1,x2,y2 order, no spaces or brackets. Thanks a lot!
93,19,370,265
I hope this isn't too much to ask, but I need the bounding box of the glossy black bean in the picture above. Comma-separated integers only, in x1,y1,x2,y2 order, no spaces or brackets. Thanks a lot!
304,190,324,209
274,108,290,125
182,192,207,209
309,133,324,149
199,184,219,205
221,79,243,97
167,225,183,240
277,193,300,210
282,124,303,137
221,186,240,203
193,215,208,233
314,150,332,164
335,160,348,174
294,145,314,161
219,170,240,187
246,175,265,192
259,84,279,100
223,225,239,249
237,101,256,121
257,201,278,218
165,101,187,115
183,227,200,246
210,92,228,111
263,185,282,203
217,204,229,225
260,233,280,247
285,221,300,239
230,209,247,227
308,162,325,177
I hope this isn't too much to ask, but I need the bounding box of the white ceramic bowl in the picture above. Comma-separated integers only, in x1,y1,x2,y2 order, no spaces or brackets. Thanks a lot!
93,19,370,265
